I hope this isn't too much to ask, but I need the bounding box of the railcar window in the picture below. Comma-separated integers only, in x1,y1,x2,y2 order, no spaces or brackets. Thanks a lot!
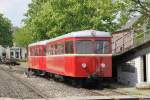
31,48,33,56
57,43,64,54
76,40,94,54
35,48,38,56
47,45,51,55
47,43,64,55
54,44,58,55
65,41,73,54
39,47,43,56
51,45,54,55
31,48,34,56
47,45,52,55
46,46,49,55
61,44,64,54
51,45,53,55
96,40,110,54
29,48,32,56
44,48,46,56
76,40,110,54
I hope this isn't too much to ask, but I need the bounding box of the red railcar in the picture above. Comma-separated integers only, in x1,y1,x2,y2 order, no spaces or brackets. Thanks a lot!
28,30,112,79
28,40,48,71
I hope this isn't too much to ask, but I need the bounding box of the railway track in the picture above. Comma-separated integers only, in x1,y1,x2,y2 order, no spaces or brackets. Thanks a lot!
0,65,49,99
26,69,128,96
0,65,148,100
83,89,127,96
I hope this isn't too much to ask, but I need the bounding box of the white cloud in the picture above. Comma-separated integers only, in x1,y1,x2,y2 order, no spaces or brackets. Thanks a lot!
0,0,31,27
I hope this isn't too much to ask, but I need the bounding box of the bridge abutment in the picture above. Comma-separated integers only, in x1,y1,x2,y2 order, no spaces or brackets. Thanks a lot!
117,53,150,87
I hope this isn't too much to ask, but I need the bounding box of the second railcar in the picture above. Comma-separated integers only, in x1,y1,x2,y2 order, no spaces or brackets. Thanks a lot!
28,40,48,71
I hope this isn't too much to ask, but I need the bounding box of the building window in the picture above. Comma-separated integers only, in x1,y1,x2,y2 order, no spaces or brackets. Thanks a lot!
10,51,14,57
15,52,19,58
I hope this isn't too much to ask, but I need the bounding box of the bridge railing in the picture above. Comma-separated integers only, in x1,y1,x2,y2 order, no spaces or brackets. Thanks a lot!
112,29,150,55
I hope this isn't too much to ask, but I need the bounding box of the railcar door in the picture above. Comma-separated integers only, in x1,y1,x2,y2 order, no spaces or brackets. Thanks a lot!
34,46,39,69
32,46,36,69
28,47,33,68
38,46,46,71
38,46,42,70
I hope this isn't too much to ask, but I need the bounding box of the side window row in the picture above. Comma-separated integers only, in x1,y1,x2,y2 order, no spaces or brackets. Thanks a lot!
30,47,44,56
47,41,74,55
46,43,64,55
29,41,74,56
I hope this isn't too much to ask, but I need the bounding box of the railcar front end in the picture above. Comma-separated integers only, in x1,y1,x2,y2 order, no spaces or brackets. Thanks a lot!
64,38,112,78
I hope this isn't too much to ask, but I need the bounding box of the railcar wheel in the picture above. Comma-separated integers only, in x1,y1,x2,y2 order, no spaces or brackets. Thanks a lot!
44,72,51,79
63,76,70,82
75,79,85,88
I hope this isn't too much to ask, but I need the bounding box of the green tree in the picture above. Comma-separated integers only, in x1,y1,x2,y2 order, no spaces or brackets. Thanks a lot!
129,0,150,18
13,28,33,47
23,0,129,42
0,13,13,46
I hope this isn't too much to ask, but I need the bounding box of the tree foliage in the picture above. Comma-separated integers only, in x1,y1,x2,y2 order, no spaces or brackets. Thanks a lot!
119,0,150,31
14,0,150,47
0,13,13,46
129,0,150,18
13,28,33,47
22,0,129,43
117,0,150,22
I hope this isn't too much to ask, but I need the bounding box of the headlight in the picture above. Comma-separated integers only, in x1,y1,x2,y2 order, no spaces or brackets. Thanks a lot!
82,63,87,69
101,63,106,68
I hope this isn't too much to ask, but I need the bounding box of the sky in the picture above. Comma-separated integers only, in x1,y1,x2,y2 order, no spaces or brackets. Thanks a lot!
0,0,31,27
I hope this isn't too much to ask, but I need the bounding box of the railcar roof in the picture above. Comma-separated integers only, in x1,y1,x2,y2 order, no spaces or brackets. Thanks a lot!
47,30,111,43
28,40,49,47
29,30,111,47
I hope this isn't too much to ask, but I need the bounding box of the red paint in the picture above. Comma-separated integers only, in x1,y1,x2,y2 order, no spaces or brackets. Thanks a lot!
45,55,111,77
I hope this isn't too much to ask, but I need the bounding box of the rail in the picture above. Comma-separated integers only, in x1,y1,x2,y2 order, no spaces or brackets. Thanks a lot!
112,29,150,55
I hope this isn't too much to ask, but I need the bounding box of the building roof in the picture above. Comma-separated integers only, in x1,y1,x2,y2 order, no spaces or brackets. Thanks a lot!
114,15,142,34
121,15,142,30
29,30,111,47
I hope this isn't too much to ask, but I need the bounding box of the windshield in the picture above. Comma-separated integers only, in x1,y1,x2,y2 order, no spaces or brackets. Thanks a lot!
76,40,110,54
76,40,94,54
96,40,110,54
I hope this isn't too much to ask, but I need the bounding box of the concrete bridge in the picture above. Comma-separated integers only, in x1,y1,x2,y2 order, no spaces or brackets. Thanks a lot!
112,27,150,86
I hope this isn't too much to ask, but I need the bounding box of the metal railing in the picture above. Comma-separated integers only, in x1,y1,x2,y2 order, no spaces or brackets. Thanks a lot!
112,29,150,55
